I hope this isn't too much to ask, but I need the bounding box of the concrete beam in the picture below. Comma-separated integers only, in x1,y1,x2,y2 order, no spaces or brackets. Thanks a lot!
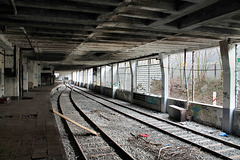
0,34,12,51
219,40,236,133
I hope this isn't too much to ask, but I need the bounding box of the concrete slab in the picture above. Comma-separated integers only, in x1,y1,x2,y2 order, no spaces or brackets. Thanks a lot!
0,85,66,160
168,105,186,122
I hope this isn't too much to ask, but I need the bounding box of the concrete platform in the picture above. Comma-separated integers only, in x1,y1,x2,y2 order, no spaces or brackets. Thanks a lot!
0,85,66,160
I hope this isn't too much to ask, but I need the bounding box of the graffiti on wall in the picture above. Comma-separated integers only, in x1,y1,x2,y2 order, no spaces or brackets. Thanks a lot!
192,106,201,119
146,97,158,104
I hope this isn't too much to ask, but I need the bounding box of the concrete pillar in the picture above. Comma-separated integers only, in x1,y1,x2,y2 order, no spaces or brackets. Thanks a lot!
219,40,236,133
112,64,118,98
72,71,75,82
0,47,5,97
100,66,102,94
0,47,4,97
85,69,88,86
38,63,41,86
111,64,114,97
4,46,20,99
130,60,137,103
22,57,28,92
33,61,38,88
28,60,38,89
159,53,169,113
76,70,79,85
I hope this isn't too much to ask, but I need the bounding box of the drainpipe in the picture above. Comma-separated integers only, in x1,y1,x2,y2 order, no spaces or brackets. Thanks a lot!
8,0,17,15
5,26,40,61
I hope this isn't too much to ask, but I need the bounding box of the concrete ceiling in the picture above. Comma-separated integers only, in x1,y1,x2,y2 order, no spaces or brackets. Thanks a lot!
0,0,240,70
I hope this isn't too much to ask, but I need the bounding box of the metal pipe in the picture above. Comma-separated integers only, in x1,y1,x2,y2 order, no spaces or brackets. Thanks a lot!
4,26,40,61
20,27,40,61
8,0,17,15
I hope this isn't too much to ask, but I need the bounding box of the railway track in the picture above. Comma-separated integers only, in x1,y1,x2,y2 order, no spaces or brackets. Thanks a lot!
69,84,240,160
56,86,135,160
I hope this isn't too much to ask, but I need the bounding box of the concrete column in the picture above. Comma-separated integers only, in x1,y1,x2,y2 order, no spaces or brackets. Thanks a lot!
0,47,4,97
112,64,118,98
219,40,236,133
33,61,38,88
38,63,41,86
100,66,103,94
4,46,20,99
111,64,113,97
22,57,28,92
72,71,75,82
130,60,137,103
85,69,88,86
76,70,79,85
28,60,38,89
159,53,169,113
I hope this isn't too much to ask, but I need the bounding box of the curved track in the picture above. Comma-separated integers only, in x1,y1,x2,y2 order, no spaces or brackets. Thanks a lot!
69,84,240,160
57,86,135,160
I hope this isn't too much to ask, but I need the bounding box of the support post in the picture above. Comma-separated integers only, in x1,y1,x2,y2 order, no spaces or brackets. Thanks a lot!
112,64,118,98
184,49,189,104
111,64,113,97
192,51,195,102
129,61,134,103
159,53,169,113
100,66,103,94
219,40,235,133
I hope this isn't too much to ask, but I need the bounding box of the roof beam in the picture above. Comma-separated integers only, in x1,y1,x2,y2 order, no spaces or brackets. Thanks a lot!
167,0,240,29
9,0,115,14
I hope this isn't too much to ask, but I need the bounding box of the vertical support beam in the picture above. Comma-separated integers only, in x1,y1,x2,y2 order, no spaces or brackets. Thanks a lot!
129,61,134,103
22,56,28,92
86,69,88,88
159,53,169,113
184,49,189,103
112,64,118,98
192,51,195,102
19,48,23,97
148,59,150,93
111,64,113,97
100,66,102,94
130,60,137,103
38,63,41,86
219,40,235,133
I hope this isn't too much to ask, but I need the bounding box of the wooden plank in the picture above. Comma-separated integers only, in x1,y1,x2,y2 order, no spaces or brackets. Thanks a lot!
230,154,240,159
204,143,221,148
52,109,99,136
216,147,236,153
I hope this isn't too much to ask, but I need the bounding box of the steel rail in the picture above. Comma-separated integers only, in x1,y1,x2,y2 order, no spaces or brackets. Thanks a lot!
72,85,240,150
68,87,136,160
56,87,88,160
70,85,240,160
